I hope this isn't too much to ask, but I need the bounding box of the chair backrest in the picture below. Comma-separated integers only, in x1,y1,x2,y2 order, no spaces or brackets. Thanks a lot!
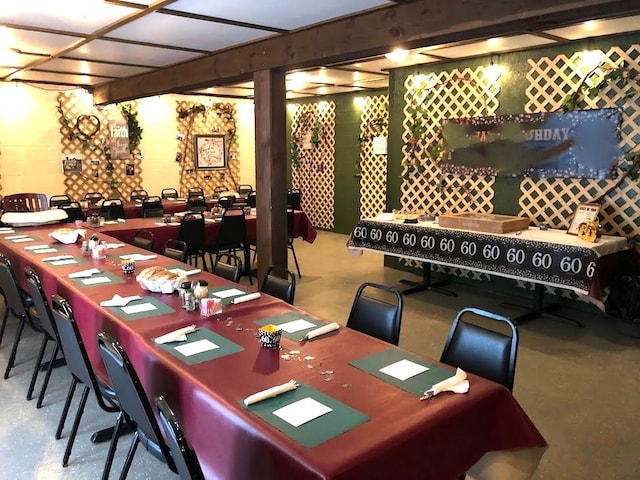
287,208,295,238
215,207,246,250
213,253,242,283
132,229,154,251
59,201,84,223
260,265,296,304
346,282,403,345
440,307,519,392
287,188,301,210
0,254,30,321
84,192,104,203
97,332,174,469
188,187,204,198
130,189,149,201
186,195,207,213
155,395,205,480
49,194,72,208
178,213,206,250
247,191,256,208
237,184,253,196
161,188,179,199
163,239,188,263
212,185,226,197
218,195,235,210
50,295,115,411
100,199,125,220
2,193,48,212
142,196,165,218
24,267,57,341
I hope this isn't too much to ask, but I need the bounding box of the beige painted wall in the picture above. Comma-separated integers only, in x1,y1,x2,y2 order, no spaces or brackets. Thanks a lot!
0,83,256,200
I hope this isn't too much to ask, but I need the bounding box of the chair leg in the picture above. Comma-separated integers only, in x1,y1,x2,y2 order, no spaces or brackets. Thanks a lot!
289,242,302,278
36,344,60,408
27,336,48,400
102,412,125,480
63,385,89,467
4,317,26,379
56,378,78,439
118,431,140,480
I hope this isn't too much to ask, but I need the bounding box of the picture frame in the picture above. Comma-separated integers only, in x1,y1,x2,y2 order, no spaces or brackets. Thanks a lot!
567,203,601,235
194,134,227,170
61,154,83,173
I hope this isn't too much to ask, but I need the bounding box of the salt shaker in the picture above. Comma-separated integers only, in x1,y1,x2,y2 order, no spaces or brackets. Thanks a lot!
193,280,209,302
180,282,196,312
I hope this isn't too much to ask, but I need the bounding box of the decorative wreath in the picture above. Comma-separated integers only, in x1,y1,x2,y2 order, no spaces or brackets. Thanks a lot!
75,114,101,140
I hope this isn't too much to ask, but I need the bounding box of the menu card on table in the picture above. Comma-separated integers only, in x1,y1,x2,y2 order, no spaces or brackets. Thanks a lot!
105,296,175,321
156,328,244,365
70,271,124,287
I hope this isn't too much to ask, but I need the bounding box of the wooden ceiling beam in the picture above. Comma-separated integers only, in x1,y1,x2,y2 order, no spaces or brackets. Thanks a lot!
93,0,640,105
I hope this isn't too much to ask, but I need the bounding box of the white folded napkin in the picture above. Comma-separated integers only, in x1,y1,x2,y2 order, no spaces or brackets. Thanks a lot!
100,294,142,307
117,218,126,223
305,322,340,340
105,243,125,249
231,292,261,304
42,254,74,262
169,268,201,276
4,234,28,240
68,268,101,278
154,324,197,344
243,380,299,406
121,253,157,261
0,229,16,234
420,368,469,400
24,245,50,250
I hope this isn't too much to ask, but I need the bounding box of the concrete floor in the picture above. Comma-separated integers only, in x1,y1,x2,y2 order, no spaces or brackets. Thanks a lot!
1,230,639,479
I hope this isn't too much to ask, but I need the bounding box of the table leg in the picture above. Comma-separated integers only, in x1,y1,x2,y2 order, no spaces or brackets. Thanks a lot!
505,283,583,327
400,262,457,297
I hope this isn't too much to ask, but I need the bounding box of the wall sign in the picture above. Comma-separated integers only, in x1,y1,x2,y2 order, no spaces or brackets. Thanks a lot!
61,153,83,173
109,120,130,159
441,108,621,179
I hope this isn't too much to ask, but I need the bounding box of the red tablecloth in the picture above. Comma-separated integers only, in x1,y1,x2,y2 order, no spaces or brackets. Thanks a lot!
1,225,546,480
83,198,249,219
85,211,317,254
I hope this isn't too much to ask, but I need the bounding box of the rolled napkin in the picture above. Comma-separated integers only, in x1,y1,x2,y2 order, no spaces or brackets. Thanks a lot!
420,368,469,400
231,292,261,304
305,322,340,340
243,380,299,406
42,254,74,262
105,243,126,249
169,268,201,276
68,268,101,278
100,294,142,307
154,324,197,344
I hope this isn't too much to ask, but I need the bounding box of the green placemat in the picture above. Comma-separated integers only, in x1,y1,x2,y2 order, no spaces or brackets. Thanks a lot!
255,312,328,342
349,348,454,398
70,271,125,288
208,285,250,306
157,328,244,365
106,296,175,321
26,246,60,254
44,256,90,267
243,383,369,448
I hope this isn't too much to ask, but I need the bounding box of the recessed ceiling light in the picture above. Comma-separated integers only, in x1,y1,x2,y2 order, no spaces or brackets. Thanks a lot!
385,48,409,63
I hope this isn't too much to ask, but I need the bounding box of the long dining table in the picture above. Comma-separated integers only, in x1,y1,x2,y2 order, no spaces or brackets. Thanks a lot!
0,224,547,480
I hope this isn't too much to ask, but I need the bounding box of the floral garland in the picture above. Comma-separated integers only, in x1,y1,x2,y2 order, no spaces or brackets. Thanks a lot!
290,111,324,168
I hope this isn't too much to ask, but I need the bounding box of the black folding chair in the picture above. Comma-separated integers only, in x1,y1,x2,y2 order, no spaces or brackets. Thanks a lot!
346,282,403,345
178,213,209,270
132,229,154,251
50,194,72,208
260,265,296,304
130,189,149,201
163,239,188,263
100,199,125,220
161,188,179,199
142,196,165,218
213,253,242,283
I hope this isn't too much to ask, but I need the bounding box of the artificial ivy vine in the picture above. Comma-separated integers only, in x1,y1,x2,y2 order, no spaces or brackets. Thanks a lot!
356,114,387,177
119,103,143,152
290,111,324,168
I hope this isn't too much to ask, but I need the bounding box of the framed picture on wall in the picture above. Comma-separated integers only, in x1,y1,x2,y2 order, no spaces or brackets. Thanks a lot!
194,134,227,170
61,154,83,173
568,203,600,235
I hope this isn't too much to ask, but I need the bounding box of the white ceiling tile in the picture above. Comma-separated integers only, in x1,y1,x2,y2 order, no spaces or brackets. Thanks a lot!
0,27,83,56
169,0,392,30
68,39,202,67
40,58,152,78
546,15,640,40
108,12,273,51
0,1,138,34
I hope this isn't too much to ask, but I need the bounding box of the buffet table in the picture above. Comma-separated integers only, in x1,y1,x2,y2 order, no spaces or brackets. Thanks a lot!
348,218,630,310
0,224,546,480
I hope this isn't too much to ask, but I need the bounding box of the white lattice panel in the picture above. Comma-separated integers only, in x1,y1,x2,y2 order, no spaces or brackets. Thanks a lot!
58,92,143,200
399,69,499,276
359,95,389,219
290,102,335,229
523,45,640,238
176,101,240,197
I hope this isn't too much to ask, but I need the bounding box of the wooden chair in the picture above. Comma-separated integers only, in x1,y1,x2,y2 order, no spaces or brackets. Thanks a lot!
2,193,48,212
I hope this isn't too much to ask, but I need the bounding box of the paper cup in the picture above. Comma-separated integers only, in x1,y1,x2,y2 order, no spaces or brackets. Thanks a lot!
258,324,282,349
